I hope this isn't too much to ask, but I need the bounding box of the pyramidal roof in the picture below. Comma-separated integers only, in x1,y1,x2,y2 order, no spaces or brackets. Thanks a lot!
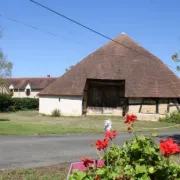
39,33,180,98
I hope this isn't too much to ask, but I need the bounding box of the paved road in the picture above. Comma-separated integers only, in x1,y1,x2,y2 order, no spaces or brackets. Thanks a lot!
0,131,179,170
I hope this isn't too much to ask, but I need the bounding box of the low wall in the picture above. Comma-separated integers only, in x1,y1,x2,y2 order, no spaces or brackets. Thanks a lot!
87,107,123,116
135,113,165,121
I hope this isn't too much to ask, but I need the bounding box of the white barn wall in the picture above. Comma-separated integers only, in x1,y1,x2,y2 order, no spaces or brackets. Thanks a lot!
39,96,82,116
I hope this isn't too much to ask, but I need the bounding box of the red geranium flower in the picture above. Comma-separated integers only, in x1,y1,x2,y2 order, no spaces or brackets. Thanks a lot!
96,139,109,151
160,138,180,157
105,130,117,139
124,114,137,124
81,157,94,167
124,114,131,124
130,114,137,122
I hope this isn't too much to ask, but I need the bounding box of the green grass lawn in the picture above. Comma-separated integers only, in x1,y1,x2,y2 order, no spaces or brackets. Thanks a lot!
0,163,69,180
0,111,180,135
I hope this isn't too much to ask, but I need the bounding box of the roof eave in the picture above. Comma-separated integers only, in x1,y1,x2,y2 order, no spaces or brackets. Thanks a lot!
38,93,83,97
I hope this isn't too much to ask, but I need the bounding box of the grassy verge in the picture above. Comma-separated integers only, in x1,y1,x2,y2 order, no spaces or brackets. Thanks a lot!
0,163,69,180
0,111,180,135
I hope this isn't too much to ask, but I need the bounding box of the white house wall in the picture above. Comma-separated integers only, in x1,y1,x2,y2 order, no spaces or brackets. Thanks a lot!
39,96,82,116
13,90,39,98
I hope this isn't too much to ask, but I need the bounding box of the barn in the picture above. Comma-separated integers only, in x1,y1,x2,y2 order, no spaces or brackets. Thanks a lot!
38,33,180,118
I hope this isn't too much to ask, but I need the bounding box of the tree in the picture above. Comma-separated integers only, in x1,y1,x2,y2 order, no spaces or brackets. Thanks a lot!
0,26,13,91
0,50,12,78
172,52,180,70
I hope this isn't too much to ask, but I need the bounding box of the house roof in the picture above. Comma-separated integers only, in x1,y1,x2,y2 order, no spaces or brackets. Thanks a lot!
6,77,57,90
39,33,180,98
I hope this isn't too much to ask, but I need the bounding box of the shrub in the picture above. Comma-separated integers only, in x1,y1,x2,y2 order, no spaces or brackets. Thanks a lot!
69,114,180,180
7,105,16,112
51,109,61,117
12,98,39,111
160,112,180,123
0,94,13,112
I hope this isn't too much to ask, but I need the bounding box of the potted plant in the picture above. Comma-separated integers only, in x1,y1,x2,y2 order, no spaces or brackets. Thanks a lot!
68,114,180,180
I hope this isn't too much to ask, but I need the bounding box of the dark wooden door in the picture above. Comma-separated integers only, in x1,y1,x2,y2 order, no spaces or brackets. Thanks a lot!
87,85,125,108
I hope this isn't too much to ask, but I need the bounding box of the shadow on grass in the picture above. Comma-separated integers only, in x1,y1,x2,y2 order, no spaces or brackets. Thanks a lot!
0,119,10,122
158,134,180,144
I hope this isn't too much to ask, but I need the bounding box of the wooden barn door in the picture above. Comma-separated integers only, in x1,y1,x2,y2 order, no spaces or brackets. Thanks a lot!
87,85,125,108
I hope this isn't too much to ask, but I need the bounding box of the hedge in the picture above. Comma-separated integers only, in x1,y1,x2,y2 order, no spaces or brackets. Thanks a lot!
0,94,39,112
12,98,39,111
0,94,13,112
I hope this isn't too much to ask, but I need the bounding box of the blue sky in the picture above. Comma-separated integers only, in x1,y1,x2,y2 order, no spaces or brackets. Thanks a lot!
0,0,180,78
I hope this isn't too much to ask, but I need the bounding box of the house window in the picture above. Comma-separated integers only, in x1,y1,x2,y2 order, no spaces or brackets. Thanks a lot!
9,85,14,96
10,89,14,96
26,89,30,96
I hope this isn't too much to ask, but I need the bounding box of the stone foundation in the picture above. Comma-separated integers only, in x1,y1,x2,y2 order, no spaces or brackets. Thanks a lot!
135,113,165,121
85,98,179,120
87,107,123,116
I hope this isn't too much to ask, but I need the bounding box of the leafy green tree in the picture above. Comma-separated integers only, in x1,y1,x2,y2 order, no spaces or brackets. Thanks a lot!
0,26,13,90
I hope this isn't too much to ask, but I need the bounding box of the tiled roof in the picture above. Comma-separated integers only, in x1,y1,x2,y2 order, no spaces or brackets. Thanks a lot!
7,77,57,90
39,33,180,98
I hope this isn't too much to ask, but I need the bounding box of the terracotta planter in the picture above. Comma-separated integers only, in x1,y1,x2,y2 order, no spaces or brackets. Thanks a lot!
67,160,104,180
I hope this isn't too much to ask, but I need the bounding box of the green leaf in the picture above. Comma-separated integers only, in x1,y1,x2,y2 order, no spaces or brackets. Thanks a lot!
148,167,154,174
139,174,151,180
131,142,139,149
108,172,120,179
69,170,86,180
139,158,145,162
135,165,147,174
96,168,106,175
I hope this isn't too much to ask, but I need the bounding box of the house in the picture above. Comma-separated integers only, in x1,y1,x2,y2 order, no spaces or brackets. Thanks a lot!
38,33,180,118
6,77,56,98
0,86,9,94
